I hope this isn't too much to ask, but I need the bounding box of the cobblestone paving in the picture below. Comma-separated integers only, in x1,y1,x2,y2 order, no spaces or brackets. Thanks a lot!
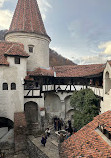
30,132,59,158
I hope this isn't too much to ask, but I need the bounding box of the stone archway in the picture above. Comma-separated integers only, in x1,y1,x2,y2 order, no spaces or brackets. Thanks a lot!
0,117,14,143
64,95,72,113
24,101,38,124
66,109,74,121
45,93,62,117
0,117,14,130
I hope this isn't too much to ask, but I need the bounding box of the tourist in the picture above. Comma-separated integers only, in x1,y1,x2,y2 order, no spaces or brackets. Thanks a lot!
73,127,77,133
58,118,62,131
60,118,64,127
68,125,73,135
68,120,72,127
53,116,57,130
45,128,50,137
65,125,68,131
41,135,47,147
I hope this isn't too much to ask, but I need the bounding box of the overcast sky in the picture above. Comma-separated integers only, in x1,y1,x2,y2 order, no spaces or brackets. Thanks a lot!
0,0,111,64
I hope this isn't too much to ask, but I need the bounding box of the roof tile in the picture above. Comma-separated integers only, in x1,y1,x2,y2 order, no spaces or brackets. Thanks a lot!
60,110,111,158
28,64,105,78
8,0,50,39
0,41,29,65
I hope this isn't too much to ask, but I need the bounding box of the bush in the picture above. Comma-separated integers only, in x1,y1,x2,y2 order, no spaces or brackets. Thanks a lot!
70,88,100,130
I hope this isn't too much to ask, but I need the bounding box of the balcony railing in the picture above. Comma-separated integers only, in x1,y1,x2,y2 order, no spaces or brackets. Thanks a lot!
88,86,103,97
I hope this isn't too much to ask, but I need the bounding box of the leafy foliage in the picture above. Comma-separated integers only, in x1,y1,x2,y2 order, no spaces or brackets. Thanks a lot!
70,88,100,130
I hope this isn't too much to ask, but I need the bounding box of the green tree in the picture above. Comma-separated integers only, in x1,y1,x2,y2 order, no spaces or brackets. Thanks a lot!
70,88,100,130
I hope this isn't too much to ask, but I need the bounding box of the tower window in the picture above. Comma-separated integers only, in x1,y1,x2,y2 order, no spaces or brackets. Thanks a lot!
3,83,8,90
28,45,34,53
11,83,16,90
15,57,20,64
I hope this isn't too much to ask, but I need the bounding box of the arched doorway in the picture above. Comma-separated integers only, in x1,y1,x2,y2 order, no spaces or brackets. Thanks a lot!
24,101,38,124
66,109,74,121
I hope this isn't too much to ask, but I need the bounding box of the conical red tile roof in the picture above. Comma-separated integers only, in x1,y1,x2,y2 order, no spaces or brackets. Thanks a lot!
8,0,50,38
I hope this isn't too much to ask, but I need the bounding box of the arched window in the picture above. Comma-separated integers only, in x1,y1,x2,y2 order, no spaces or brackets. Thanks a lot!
11,83,16,90
105,71,111,94
3,83,8,90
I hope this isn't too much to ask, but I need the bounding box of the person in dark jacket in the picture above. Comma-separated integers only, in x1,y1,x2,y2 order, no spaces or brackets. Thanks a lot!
41,135,47,146
68,126,73,135
58,118,62,131
53,116,58,130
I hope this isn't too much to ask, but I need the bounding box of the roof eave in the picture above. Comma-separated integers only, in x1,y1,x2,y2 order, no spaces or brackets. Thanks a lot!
5,31,51,41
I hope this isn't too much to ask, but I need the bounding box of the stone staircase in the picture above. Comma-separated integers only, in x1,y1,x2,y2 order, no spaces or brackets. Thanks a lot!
27,123,60,158
28,134,59,158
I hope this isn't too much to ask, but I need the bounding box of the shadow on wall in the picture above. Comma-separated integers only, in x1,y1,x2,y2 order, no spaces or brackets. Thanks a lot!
44,93,62,117
0,117,14,130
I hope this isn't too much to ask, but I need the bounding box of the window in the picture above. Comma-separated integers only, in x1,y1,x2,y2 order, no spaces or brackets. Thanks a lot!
11,83,16,90
28,45,34,53
15,57,20,64
3,83,8,90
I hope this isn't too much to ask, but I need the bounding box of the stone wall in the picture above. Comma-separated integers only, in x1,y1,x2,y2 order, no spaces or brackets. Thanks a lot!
14,112,27,152
27,138,49,158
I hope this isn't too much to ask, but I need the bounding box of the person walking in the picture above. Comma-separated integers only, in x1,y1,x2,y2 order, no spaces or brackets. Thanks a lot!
53,116,57,130
41,135,47,147
45,128,51,137
58,119,62,131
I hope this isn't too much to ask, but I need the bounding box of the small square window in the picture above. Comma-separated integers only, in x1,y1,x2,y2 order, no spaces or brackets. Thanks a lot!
28,45,34,53
15,57,20,64
29,47,33,53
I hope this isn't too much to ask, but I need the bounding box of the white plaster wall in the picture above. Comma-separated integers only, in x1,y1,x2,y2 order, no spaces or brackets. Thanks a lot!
44,93,62,117
24,95,44,109
0,57,27,121
5,32,50,71
101,95,111,113
101,62,111,113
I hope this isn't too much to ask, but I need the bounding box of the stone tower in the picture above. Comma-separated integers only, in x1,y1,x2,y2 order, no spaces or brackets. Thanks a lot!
5,0,51,71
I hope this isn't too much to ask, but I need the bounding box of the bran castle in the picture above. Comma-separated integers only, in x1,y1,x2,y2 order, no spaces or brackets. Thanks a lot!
0,0,111,148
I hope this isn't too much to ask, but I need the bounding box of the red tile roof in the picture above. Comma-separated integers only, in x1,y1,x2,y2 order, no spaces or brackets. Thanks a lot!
60,110,111,158
25,71,34,81
7,0,50,39
4,43,29,57
0,41,29,65
28,64,105,78
54,64,105,77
